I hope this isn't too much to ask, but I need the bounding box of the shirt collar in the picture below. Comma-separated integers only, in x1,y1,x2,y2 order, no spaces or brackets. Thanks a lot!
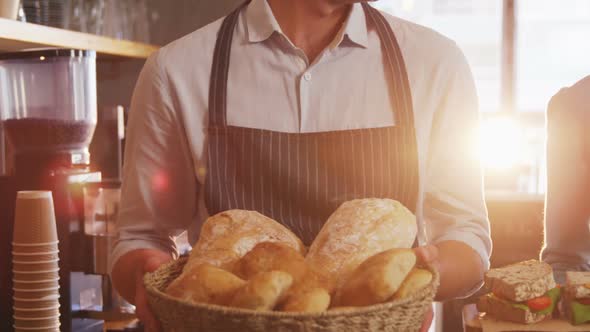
245,0,368,49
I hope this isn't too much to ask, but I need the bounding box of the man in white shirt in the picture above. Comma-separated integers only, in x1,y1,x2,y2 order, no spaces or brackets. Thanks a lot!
110,0,491,330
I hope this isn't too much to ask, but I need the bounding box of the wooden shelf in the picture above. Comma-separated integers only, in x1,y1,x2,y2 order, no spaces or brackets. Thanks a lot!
0,18,158,59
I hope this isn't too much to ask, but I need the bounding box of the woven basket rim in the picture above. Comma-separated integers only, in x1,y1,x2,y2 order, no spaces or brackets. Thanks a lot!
144,256,440,318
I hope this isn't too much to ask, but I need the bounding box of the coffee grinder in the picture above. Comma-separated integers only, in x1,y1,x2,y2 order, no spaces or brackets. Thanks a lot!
0,49,103,332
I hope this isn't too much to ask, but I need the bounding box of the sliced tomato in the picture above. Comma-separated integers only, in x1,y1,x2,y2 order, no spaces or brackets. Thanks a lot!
578,298,590,305
526,296,552,311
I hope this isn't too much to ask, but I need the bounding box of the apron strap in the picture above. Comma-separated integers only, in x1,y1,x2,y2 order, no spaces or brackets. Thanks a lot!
361,3,419,204
361,3,416,130
208,3,245,127
209,3,417,131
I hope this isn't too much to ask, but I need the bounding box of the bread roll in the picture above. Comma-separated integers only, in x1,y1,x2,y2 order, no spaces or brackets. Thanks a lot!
233,242,306,283
185,210,305,272
335,249,416,307
392,268,433,300
281,288,331,313
230,270,293,310
306,199,417,290
287,266,333,295
165,263,246,305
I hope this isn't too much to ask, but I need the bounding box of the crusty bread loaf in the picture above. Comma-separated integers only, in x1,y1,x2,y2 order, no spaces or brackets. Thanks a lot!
185,210,305,272
306,199,417,291
165,264,246,305
484,260,556,302
230,270,293,311
233,242,307,283
566,271,590,298
280,288,331,313
334,249,416,306
477,293,551,324
392,268,433,300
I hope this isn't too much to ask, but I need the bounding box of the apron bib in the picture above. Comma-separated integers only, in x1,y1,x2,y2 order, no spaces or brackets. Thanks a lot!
204,2,419,245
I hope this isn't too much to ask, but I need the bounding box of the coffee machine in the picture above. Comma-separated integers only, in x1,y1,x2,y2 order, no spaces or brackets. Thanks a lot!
0,49,128,332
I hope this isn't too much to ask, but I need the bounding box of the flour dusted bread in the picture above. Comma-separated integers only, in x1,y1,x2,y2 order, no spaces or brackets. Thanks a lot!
164,203,421,312
484,260,555,302
185,210,305,272
165,264,246,305
335,249,416,306
230,270,293,311
306,199,417,290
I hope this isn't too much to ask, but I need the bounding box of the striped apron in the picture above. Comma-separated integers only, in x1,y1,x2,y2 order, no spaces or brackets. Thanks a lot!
204,2,419,245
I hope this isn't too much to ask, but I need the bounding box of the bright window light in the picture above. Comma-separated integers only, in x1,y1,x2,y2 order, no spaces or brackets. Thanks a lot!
479,117,525,170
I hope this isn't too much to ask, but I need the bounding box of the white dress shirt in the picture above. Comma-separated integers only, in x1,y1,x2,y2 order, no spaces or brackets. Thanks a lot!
111,0,492,291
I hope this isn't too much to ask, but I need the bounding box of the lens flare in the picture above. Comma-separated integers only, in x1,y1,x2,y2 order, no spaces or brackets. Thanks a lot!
152,170,170,193
479,117,525,170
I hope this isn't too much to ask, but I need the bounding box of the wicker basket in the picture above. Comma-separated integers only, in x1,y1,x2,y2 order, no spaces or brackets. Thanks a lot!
145,257,439,332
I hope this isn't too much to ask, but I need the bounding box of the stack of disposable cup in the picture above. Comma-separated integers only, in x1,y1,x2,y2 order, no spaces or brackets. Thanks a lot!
12,191,60,332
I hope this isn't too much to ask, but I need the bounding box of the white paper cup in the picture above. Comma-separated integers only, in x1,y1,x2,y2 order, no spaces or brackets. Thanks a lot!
12,243,59,253
13,289,60,300
13,296,60,309
13,279,60,290
13,317,60,329
13,270,59,282
13,306,60,319
12,260,59,272
14,325,60,332
12,251,60,261
12,191,58,245
0,0,19,19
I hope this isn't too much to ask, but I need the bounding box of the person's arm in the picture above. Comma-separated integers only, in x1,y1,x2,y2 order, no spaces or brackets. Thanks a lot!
421,41,491,301
111,249,171,331
415,242,484,301
110,52,198,329
542,75,590,274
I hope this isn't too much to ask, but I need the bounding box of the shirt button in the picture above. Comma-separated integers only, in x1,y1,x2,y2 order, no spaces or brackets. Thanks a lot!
197,167,207,178
303,72,312,81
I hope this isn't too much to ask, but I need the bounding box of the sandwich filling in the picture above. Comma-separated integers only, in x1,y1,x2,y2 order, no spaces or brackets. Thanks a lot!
491,287,561,314
570,298,590,325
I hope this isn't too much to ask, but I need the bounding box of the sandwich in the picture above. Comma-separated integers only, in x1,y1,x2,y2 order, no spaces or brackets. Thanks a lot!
563,271,590,325
477,260,561,324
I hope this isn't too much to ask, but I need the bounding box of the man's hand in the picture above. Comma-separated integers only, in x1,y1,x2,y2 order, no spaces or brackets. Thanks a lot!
413,245,439,332
135,255,172,332
413,242,484,331
111,249,172,332
414,245,440,272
